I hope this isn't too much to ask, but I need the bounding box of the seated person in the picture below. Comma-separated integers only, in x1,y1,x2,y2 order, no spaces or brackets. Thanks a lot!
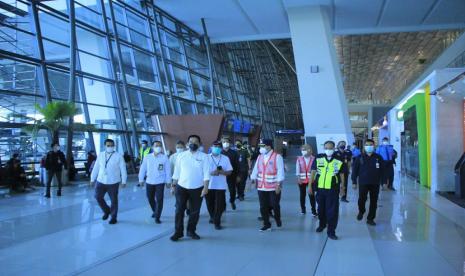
5,160,27,192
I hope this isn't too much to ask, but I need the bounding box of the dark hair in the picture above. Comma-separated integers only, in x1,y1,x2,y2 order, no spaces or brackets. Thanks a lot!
324,141,335,147
152,140,162,146
12,153,19,159
104,139,115,145
222,137,231,142
382,137,389,141
141,140,148,144
365,139,375,144
176,140,185,146
187,135,201,143
51,142,59,148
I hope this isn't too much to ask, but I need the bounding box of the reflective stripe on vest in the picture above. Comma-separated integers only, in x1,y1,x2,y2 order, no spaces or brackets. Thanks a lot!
316,157,343,189
257,152,278,189
297,156,314,183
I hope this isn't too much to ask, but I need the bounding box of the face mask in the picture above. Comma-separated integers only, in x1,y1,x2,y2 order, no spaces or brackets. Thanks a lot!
153,146,162,154
259,147,267,154
325,149,334,157
236,144,242,149
189,143,199,152
364,145,375,153
106,146,115,153
339,145,346,150
382,141,389,145
176,148,184,153
222,142,230,149
212,147,222,155
301,150,308,156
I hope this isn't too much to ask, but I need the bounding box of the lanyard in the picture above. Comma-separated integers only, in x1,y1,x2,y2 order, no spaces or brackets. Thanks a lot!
303,157,312,174
105,153,114,169
211,155,222,166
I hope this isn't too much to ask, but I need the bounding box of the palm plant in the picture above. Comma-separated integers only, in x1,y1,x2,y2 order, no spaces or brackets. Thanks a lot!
21,101,95,144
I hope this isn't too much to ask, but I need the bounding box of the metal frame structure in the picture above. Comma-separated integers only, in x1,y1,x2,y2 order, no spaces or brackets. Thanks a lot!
0,0,302,164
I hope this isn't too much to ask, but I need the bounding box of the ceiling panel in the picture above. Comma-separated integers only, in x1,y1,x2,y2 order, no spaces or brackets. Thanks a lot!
334,0,385,29
424,0,465,25
237,0,289,34
380,0,437,27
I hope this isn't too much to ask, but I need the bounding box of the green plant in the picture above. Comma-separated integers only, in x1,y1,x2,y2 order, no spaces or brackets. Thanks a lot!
19,101,95,144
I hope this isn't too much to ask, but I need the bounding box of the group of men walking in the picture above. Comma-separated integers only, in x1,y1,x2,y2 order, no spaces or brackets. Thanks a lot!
42,134,397,242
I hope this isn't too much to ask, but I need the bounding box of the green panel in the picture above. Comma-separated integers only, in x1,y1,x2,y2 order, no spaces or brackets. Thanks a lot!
402,93,428,187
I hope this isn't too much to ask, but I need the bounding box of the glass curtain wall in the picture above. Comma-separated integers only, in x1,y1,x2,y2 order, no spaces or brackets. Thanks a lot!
0,0,300,166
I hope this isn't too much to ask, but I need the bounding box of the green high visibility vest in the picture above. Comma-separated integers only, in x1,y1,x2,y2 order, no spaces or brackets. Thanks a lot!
139,147,151,160
316,157,343,189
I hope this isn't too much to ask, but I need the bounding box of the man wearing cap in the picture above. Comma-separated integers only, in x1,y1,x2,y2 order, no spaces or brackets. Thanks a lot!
251,139,285,231
206,141,233,230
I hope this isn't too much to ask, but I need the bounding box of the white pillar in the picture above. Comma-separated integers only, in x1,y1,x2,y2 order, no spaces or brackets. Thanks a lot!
288,6,351,152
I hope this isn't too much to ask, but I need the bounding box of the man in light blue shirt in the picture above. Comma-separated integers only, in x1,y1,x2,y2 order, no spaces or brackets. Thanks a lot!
139,141,171,224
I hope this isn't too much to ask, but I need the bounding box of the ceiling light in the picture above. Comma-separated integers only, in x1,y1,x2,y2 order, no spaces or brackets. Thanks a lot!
436,95,445,103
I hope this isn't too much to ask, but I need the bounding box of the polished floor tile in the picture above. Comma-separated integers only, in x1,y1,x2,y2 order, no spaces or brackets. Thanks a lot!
0,162,464,276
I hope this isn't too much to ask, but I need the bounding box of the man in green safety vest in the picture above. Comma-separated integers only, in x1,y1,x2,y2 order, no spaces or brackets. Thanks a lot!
315,140,345,240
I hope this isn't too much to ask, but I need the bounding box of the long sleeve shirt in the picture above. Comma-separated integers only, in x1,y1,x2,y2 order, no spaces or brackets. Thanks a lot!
91,151,127,185
138,153,171,185
45,151,67,171
172,151,210,189
250,150,285,184
351,153,385,185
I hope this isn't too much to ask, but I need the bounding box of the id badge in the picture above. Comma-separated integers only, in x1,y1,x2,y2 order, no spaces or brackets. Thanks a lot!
158,164,164,171
376,163,380,169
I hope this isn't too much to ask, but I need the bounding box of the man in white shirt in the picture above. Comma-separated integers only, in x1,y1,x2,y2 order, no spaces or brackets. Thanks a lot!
138,141,171,224
206,141,232,230
170,135,210,241
169,140,186,174
90,139,127,225
251,139,285,231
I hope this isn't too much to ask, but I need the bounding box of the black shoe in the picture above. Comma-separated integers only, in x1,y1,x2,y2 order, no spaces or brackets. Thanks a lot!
109,218,117,224
155,218,161,224
312,212,318,217
316,226,325,233
102,213,110,220
187,231,200,240
260,225,272,232
170,233,183,241
57,191,62,197
328,234,338,240
341,198,349,203
151,214,155,218
137,184,141,187
239,196,244,201
209,218,214,224
367,220,376,226
388,187,396,191
357,213,363,221
215,225,222,230
231,202,236,210
257,217,264,221
301,209,306,215
44,194,50,198
276,220,282,228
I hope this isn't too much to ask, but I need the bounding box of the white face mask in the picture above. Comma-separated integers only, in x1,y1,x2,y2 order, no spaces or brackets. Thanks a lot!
259,147,267,154
106,146,115,153
382,141,389,145
176,148,184,153
325,149,334,157
301,150,308,156
222,142,230,149
153,146,162,154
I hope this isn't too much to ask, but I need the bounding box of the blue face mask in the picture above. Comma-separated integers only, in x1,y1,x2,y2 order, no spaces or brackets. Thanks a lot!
212,147,222,155
364,145,374,153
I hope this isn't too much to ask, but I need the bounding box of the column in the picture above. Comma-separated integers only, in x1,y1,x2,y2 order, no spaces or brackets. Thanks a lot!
288,6,351,152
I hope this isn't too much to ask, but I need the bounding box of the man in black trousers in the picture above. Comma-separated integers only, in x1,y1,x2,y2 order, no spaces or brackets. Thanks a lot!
221,137,239,210
44,142,67,198
352,139,385,226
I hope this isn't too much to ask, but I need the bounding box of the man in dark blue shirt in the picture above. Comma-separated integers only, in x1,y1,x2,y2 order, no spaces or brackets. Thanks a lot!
352,139,385,226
